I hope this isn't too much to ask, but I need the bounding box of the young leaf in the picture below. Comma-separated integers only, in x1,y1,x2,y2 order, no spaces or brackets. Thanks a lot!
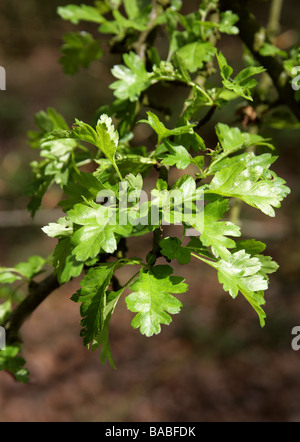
14,256,46,280
110,52,152,102
215,123,244,153
92,288,124,369
200,199,241,258
0,345,29,383
60,31,103,75
53,238,84,284
46,114,122,179
42,217,73,238
160,237,191,264
57,4,105,24
72,264,116,346
139,111,195,145
210,250,268,326
68,203,118,261
126,265,188,337
176,41,216,73
161,141,192,170
210,154,290,217
217,51,265,100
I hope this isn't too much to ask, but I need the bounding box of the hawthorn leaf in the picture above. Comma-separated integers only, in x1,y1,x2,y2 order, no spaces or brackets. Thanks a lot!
126,266,188,336
60,31,103,75
53,237,84,283
161,141,192,169
71,264,116,346
0,345,29,383
210,155,290,217
160,237,191,264
14,256,46,280
57,4,105,24
217,52,265,100
67,203,131,261
42,217,73,238
215,123,244,153
68,203,118,261
92,288,125,369
139,111,195,144
200,199,241,258
176,41,216,73
211,250,268,326
110,52,151,101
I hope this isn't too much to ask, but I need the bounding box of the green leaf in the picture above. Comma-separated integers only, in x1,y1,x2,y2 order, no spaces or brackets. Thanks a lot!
68,204,116,260
67,203,131,261
233,239,266,255
211,250,268,326
123,0,139,20
57,4,105,24
26,108,77,215
59,172,106,211
196,10,239,35
210,153,290,217
94,114,119,165
0,269,21,284
139,111,195,145
233,240,279,277
15,256,46,280
160,237,191,264
126,266,188,337
42,217,73,238
218,10,239,35
60,31,103,75
0,345,29,383
215,123,244,153
217,52,265,100
53,238,84,284
259,43,287,58
73,260,141,367
72,264,116,346
176,41,216,73
110,52,151,102
46,114,122,179
161,141,192,169
242,133,275,151
0,299,12,323
92,288,124,369
200,199,241,258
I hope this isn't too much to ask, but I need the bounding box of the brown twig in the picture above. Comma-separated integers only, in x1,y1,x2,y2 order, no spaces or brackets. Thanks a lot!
220,0,300,121
4,273,60,345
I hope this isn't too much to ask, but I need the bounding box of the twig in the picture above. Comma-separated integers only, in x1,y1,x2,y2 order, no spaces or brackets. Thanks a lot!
195,104,217,130
220,0,300,121
4,273,59,345
267,0,284,40
133,0,159,62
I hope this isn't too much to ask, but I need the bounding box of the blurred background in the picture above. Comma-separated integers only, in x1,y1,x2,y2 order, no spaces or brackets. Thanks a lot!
0,0,300,422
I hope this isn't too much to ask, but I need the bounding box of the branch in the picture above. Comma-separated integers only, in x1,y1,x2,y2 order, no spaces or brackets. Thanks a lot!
4,273,60,345
133,0,159,61
221,0,300,121
195,104,217,129
2,235,129,345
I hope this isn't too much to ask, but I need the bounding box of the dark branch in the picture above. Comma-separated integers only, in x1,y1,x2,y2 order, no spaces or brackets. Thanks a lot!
196,104,217,129
5,273,59,345
221,0,300,121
